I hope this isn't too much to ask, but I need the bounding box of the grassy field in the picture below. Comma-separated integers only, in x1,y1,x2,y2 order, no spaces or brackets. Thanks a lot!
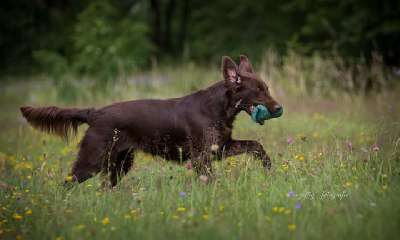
0,67,399,240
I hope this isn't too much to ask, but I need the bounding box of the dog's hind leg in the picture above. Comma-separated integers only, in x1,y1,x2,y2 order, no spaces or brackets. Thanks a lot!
108,148,135,187
64,129,106,187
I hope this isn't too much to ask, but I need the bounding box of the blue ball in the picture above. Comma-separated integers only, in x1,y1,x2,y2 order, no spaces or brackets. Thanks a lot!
251,105,283,124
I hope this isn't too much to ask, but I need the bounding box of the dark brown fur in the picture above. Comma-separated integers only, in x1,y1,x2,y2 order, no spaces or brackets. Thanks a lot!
20,106,93,138
20,55,282,187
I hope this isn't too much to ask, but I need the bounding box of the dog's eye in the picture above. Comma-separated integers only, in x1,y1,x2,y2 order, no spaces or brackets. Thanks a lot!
257,87,262,92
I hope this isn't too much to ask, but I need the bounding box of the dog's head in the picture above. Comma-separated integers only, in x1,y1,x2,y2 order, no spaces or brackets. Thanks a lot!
222,55,282,118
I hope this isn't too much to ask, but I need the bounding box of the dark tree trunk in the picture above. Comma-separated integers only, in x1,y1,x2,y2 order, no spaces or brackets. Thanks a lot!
150,0,162,54
178,0,190,56
164,0,176,54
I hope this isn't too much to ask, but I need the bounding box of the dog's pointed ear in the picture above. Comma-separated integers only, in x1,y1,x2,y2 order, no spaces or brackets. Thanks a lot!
222,56,238,83
239,54,254,73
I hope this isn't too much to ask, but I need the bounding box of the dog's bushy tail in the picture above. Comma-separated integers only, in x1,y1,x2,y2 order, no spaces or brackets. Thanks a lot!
20,106,94,138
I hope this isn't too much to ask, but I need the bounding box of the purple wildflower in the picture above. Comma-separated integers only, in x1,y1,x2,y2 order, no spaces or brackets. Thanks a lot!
287,191,295,197
346,140,353,150
287,135,294,145
372,143,379,152
295,201,302,209
179,192,186,198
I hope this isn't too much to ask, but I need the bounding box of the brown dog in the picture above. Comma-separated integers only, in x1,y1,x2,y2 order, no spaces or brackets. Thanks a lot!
20,55,282,187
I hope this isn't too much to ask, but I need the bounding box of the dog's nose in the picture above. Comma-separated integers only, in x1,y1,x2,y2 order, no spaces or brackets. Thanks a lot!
273,104,282,113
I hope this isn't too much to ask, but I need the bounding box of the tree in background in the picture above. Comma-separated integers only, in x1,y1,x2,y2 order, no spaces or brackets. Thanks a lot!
73,0,152,81
289,0,400,66
0,0,399,77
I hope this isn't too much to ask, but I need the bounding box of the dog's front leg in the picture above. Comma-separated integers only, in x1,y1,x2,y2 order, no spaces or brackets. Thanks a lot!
223,140,271,170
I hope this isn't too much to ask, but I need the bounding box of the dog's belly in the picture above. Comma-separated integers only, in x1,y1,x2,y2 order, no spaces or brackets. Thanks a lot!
125,126,192,162
139,136,191,162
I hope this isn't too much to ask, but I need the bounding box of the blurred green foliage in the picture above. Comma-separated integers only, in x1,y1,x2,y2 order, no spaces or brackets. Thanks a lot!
0,0,399,81
73,0,152,80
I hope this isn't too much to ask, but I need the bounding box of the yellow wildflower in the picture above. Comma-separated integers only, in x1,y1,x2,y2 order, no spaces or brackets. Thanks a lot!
295,154,305,161
25,209,32,215
65,176,73,182
288,223,296,231
344,182,352,188
61,147,71,156
177,207,186,212
102,217,110,225
281,164,289,171
13,213,23,221
284,209,291,215
130,209,140,219
130,209,140,215
14,162,32,170
219,205,225,212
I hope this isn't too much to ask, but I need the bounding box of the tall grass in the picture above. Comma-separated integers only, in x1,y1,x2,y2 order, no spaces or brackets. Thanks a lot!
260,50,397,98
31,50,399,104
0,53,399,239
